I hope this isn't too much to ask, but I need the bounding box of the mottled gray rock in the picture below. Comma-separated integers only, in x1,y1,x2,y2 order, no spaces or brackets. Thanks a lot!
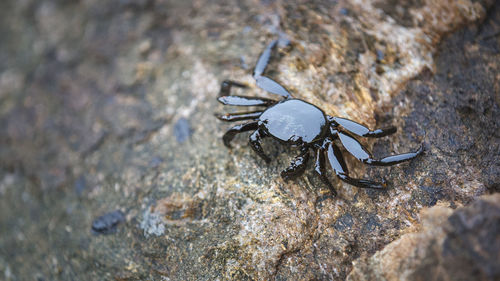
0,0,498,280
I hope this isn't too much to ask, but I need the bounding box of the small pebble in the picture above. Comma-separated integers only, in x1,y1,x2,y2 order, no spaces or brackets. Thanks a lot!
91,210,125,235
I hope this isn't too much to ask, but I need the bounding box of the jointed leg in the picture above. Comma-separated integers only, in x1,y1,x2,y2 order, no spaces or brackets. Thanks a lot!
337,130,423,166
254,76,292,98
252,40,292,98
215,111,263,122
222,121,258,148
314,142,337,196
253,40,277,77
217,95,276,107
329,116,396,138
281,147,310,181
363,145,423,166
219,80,248,96
249,129,271,163
326,139,386,189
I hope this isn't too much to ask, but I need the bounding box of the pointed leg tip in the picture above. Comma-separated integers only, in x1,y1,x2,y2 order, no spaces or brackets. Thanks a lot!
369,183,386,189
367,177,387,189
280,169,291,180
280,173,290,182
217,96,226,103
416,143,425,155
379,179,388,189
322,181,337,197
330,189,338,197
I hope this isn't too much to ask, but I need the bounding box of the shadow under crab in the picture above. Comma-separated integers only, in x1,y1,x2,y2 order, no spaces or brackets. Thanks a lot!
216,39,423,196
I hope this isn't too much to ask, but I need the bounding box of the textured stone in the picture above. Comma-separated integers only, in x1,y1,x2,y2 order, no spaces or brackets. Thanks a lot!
0,0,498,280
347,194,500,281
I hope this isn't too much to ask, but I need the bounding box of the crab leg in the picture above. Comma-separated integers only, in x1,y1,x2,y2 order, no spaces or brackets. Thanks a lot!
217,95,275,106
215,111,263,122
252,40,292,98
219,80,249,96
222,121,258,148
253,40,277,77
325,140,386,189
281,147,310,181
337,130,423,166
329,116,396,138
254,76,291,98
314,142,337,196
249,128,271,163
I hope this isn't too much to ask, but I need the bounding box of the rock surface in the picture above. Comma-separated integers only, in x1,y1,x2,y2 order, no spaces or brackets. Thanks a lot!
347,194,500,281
0,0,498,280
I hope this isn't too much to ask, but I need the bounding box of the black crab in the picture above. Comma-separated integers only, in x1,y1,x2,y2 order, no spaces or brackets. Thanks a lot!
216,39,423,196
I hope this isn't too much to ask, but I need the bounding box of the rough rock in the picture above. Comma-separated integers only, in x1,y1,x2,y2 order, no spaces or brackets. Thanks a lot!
0,0,498,280
347,194,500,281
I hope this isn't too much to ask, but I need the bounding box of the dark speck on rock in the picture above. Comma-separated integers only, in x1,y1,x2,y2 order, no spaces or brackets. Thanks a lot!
240,56,249,70
376,49,385,62
74,176,86,196
362,215,381,233
174,118,192,143
91,210,125,235
416,185,444,207
149,156,163,168
334,213,354,231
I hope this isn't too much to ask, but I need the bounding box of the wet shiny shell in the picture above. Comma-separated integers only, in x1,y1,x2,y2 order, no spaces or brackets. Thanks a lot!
259,99,327,143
